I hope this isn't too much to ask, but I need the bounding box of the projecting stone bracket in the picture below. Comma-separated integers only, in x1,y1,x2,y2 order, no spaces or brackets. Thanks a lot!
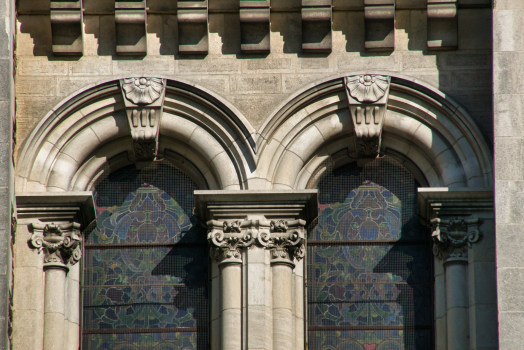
119,77,167,164
344,74,391,160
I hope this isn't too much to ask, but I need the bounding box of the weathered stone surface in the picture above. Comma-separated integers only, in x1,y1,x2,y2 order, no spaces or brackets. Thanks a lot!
230,75,281,94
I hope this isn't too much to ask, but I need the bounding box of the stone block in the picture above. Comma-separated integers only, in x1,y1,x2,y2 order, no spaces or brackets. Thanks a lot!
299,58,333,72
83,0,114,13
401,52,437,71
332,10,365,53
337,53,399,72
228,94,285,129
244,58,293,73
231,74,281,95
16,77,57,96
247,262,268,305
444,53,491,70
496,224,524,267
70,57,112,76
0,102,10,144
113,57,174,75
13,267,43,312
182,76,230,95
11,309,44,350
497,268,524,312
493,9,524,52
98,15,117,56
452,70,491,90
282,74,326,93
0,60,9,101
17,0,50,14
0,18,10,60
494,51,524,95
495,140,524,181
177,57,240,74
58,77,105,97
498,311,524,350
494,94,524,137
247,305,272,349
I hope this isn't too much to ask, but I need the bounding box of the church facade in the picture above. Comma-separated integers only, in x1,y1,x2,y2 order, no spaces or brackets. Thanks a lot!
0,0,517,349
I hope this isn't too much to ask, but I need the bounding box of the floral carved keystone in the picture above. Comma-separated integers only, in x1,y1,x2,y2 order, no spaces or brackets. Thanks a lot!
431,217,481,261
344,75,391,159
119,77,167,163
30,222,82,270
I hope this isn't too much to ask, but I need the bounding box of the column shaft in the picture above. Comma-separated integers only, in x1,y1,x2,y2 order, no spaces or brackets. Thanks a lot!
221,262,242,350
445,261,469,350
43,268,67,350
272,263,294,350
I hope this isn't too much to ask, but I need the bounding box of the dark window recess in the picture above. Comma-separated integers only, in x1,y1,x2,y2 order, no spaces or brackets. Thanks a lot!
307,156,434,350
82,161,209,350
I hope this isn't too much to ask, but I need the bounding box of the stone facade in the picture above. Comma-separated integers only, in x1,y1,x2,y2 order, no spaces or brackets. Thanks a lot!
0,0,512,349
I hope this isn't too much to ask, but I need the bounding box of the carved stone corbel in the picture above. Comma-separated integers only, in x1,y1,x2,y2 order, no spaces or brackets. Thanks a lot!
257,219,306,266
50,1,83,55
431,217,481,262
207,220,256,264
119,77,167,163
240,0,270,53
344,74,391,159
29,222,82,271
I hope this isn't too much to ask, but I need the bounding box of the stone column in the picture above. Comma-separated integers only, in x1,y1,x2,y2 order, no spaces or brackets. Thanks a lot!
208,220,254,350
432,217,481,350
30,222,82,350
258,220,306,350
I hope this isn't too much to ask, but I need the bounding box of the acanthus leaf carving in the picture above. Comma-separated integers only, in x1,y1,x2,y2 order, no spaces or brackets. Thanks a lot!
344,75,391,159
207,220,255,263
119,77,167,163
431,217,481,262
258,219,306,265
30,222,82,270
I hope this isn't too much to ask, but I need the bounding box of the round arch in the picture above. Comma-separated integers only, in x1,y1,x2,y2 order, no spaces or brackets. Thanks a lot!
16,78,257,192
255,73,493,190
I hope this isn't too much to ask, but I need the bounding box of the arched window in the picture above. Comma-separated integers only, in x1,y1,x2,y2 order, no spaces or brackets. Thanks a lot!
307,156,434,350
82,161,209,350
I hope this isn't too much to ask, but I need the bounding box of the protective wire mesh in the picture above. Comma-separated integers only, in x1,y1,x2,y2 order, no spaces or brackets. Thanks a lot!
82,161,209,350
307,156,434,350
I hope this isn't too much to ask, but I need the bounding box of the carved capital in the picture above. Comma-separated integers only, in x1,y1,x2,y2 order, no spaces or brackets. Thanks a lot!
119,77,167,162
431,217,481,262
30,222,82,271
344,75,391,159
207,220,255,264
257,219,306,266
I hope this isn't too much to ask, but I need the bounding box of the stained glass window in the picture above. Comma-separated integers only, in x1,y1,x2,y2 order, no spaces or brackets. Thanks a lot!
307,156,434,350
82,162,209,350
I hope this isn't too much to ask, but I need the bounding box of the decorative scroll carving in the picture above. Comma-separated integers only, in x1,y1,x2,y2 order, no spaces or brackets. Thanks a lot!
427,0,457,50
30,222,82,270
257,220,306,265
120,77,167,163
50,1,83,55
431,217,481,261
344,74,391,159
207,220,255,263
364,0,395,51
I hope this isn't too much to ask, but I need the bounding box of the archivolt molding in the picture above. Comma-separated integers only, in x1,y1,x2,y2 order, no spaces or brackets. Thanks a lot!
256,73,493,190
16,78,256,193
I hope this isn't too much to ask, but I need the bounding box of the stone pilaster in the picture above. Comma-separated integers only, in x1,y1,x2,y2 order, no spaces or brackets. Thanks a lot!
418,188,493,350
13,192,95,350
195,190,317,350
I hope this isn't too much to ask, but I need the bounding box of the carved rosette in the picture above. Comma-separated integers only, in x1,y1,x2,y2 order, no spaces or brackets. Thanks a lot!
119,77,167,163
431,217,481,262
344,75,391,159
30,222,82,271
257,219,306,266
207,220,255,264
